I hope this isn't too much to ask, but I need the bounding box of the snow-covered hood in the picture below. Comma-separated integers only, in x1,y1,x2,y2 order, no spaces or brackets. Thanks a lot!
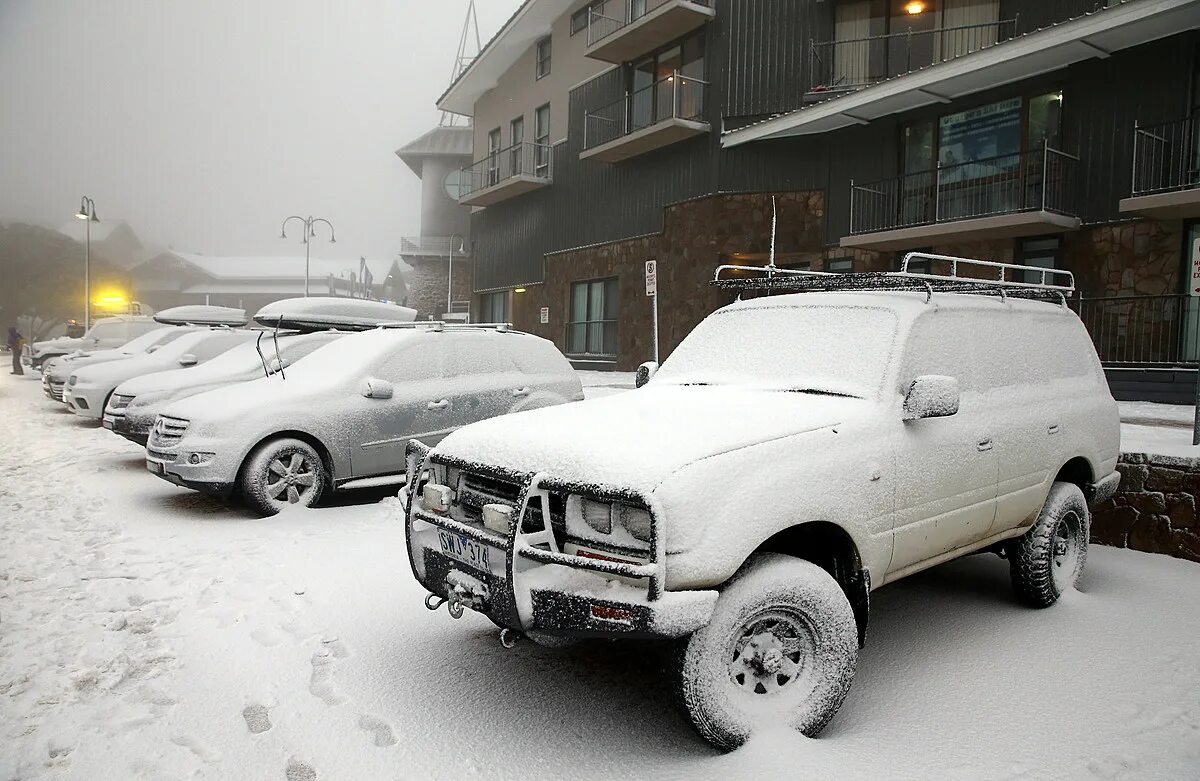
161,370,341,426
434,384,862,493
49,348,140,379
70,354,181,387
33,336,85,356
118,360,255,397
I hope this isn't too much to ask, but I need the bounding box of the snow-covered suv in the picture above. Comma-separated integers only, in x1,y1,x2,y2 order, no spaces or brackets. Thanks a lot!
402,262,1121,750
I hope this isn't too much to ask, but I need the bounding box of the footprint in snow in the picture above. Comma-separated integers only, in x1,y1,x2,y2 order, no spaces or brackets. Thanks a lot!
308,651,344,705
357,715,397,747
243,703,272,734
286,758,318,781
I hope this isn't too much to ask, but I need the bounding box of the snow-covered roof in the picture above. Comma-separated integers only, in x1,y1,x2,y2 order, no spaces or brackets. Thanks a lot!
437,0,574,116
395,126,474,176
168,252,395,283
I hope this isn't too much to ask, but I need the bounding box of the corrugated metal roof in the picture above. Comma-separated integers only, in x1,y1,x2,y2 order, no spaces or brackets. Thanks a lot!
394,126,474,175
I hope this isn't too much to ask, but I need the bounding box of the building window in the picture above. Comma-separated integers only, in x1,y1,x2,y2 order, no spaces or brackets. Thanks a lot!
510,115,525,175
826,257,854,273
1017,236,1062,285
536,36,552,79
534,104,551,177
570,1,607,35
567,277,618,357
478,291,509,324
486,128,502,186
628,30,706,131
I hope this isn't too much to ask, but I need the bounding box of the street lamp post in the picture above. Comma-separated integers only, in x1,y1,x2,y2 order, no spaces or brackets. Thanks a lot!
280,215,337,297
447,235,467,320
75,196,99,327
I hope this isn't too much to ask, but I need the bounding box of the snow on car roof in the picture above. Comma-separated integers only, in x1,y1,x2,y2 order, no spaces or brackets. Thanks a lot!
253,297,416,331
727,289,1074,318
155,305,249,327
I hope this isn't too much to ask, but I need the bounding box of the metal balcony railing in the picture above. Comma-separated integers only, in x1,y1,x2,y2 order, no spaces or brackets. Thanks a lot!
460,141,552,199
587,0,712,47
398,237,468,257
849,145,1079,235
807,1,1123,96
583,71,707,151
1071,295,1200,367
1131,115,1200,197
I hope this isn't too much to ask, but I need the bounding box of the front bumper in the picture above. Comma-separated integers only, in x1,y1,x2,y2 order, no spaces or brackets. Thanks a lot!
403,442,716,641
144,450,235,497
64,385,105,418
104,409,153,445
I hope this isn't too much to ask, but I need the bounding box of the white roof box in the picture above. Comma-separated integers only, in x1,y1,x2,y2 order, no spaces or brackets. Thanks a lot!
154,305,249,326
253,297,417,332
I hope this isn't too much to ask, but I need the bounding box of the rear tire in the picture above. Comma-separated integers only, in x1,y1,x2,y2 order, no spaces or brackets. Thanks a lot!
675,554,858,751
1009,481,1089,608
240,437,328,517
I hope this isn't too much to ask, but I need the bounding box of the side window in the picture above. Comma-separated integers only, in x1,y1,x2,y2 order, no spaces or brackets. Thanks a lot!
507,338,568,378
535,36,552,79
441,336,518,378
378,344,440,383
900,310,990,394
190,333,249,362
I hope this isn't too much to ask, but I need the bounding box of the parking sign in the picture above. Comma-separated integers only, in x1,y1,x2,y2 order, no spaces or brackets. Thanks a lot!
645,260,657,297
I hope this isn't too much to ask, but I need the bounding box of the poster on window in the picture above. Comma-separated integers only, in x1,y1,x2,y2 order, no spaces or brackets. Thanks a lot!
937,97,1021,182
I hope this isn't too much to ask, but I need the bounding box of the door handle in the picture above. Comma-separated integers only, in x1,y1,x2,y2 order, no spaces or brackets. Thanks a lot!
427,399,449,410
977,439,993,452
1047,424,1060,435
511,387,530,397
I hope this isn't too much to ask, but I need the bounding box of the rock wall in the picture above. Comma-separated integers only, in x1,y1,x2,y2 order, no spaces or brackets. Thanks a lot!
1091,453,1200,563
405,256,473,321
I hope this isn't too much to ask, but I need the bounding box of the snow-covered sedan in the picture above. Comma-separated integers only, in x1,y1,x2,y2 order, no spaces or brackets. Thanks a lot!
30,315,161,370
145,324,583,516
402,257,1122,751
42,326,193,401
65,329,258,419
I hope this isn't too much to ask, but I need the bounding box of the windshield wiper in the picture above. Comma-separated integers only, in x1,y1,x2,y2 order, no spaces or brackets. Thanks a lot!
785,387,860,399
254,332,270,379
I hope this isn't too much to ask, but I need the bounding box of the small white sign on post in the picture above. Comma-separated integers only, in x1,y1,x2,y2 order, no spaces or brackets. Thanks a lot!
539,306,549,324
1190,237,1200,296
646,260,659,363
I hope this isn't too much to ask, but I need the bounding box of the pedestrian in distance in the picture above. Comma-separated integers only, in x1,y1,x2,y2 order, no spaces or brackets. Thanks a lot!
7,326,25,375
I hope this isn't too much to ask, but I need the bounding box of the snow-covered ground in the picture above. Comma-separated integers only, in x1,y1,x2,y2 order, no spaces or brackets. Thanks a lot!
3,370,1200,780
1118,401,1200,458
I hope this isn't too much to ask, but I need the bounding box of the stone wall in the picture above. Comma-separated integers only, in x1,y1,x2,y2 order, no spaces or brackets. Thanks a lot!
1091,453,1200,563
405,256,473,321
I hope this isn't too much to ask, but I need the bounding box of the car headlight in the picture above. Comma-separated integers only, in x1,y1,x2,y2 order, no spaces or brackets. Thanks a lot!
569,496,652,545
615,505,652,542
580,498,612,534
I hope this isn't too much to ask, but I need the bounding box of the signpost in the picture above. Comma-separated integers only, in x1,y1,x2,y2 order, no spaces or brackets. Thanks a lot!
539,306,549,325
1192,237,1200,445
646,260,659,363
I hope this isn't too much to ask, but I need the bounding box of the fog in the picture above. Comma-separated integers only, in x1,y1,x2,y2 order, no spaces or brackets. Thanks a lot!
0,0,520,261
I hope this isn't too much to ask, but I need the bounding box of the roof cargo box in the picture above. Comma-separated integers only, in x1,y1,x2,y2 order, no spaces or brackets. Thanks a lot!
253,297,417,332
154,305,249,327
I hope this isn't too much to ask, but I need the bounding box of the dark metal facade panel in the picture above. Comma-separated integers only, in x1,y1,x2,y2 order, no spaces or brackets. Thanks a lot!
717,0,825,120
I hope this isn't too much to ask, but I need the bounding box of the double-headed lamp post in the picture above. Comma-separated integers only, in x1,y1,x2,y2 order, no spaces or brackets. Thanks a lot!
75,196,99,327
280,215,337,297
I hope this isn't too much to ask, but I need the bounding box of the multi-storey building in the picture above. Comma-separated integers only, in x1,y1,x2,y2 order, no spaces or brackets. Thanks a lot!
441,0,1200,398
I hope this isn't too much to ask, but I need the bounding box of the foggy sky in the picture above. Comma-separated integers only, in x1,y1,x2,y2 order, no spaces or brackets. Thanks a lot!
0,0,520,262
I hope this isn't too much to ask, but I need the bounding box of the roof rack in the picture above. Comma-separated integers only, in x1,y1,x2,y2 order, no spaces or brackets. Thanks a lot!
376,321,519,334
712,252,1075,303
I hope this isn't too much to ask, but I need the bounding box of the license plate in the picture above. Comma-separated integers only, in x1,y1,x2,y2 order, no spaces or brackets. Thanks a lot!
438,530,491,572
146,460,165,475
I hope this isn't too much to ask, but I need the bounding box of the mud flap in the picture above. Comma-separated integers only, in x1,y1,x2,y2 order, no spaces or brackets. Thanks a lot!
847,568,870,648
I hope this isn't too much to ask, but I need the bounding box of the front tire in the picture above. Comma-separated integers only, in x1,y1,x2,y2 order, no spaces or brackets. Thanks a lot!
1009,481,1089,608
676,554,858,751
240,437,328,517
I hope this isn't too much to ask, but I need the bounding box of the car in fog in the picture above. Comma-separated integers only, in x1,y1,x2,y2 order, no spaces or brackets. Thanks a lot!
145,323,583,516
42,326,194,401
401,256,1121,752
29,315,161,369
102,297,416,444
65,328,258,419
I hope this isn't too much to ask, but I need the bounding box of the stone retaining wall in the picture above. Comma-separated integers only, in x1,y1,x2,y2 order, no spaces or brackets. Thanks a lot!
1091,453,1200,563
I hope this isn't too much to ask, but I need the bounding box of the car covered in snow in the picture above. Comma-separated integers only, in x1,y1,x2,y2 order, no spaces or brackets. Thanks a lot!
29,315,161,370
145,323,583,516
42,326,194,402
402,255,1122,750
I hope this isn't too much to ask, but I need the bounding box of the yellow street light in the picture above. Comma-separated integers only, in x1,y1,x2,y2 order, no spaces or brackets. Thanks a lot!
904,1,926,14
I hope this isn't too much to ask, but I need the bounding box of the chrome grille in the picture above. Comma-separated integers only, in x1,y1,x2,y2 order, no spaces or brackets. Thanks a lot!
48,381,65,401
149,416,190,448
146,448,178,463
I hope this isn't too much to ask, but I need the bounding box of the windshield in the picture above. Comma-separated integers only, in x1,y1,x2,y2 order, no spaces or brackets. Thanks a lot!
652,304,900,398
197,332,342,376
119,327,186,354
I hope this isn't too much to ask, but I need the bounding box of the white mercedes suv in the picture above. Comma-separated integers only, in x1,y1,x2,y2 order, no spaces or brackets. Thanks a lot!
402,256,1121,751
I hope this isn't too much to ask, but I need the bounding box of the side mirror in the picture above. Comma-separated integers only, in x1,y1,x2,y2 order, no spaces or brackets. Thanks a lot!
635,361,659,389
178,354,198,367
903,375,960,421
362,378,394,400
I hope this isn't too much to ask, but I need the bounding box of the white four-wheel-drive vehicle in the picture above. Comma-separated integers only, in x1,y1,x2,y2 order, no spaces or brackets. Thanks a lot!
402,255,1121,750
30,315,161,369
146,322,583,516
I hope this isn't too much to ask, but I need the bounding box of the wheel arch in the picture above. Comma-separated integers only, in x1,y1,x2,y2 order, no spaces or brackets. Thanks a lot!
237,429,337,491
1054,456,1095,492
752,520,870,647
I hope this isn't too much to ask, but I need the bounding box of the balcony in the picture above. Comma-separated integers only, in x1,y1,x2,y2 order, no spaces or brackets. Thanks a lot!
582,72,709,163
842,145,1081,251
398,236,469,258
458,142,552,208
586,0,715,64
1119,115,1200,220
724,0,1198,146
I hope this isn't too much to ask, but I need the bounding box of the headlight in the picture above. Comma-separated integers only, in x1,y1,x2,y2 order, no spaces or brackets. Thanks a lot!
580,498,612,534
615,505,652,542
569,496,652,546
422,483,452,513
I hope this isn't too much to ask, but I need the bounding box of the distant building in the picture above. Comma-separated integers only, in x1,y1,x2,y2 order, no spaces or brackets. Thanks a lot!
394,125,474,320
129,251,407,315
57,219,145,270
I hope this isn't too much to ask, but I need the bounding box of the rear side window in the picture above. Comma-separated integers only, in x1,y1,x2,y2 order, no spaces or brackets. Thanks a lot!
507,337,570,377
188,333,253,362
441,334,518,378
901,307,1100,393
378,344,441,383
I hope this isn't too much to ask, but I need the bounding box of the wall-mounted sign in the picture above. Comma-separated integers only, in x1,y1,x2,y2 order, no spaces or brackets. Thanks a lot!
645,260,657,297
539,306,549,324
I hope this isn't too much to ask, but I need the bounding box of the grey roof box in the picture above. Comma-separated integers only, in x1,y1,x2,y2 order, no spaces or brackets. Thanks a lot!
154,305,249,327
253,297,417,332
